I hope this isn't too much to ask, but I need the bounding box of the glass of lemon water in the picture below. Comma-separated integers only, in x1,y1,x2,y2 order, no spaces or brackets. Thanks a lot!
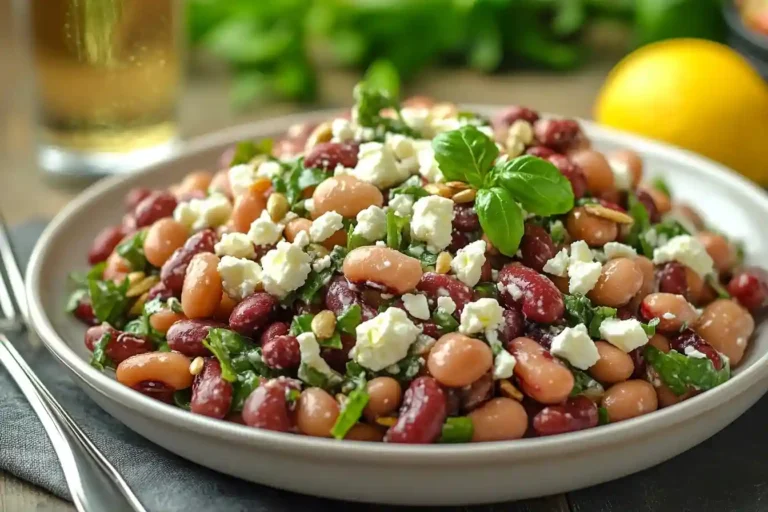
29,0,183,176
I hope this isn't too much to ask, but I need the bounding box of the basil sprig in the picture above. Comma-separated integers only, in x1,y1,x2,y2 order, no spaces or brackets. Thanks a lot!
644,345,730,396
431,126,574,256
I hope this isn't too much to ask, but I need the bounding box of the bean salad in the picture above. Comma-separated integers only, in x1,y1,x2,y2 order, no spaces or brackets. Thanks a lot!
68,82,766,443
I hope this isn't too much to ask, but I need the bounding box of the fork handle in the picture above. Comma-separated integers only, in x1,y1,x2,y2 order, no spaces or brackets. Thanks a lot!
0,336,146,512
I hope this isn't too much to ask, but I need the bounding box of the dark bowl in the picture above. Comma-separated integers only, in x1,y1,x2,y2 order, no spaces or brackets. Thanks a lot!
724,2,768,79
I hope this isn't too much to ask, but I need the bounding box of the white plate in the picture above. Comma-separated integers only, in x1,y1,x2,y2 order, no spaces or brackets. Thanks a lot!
25,109,768,505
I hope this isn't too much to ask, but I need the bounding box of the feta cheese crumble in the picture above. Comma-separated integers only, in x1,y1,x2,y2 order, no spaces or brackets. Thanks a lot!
459,298,504,335
653,235,714,277
451,240,487,287
542,248,569,277
599,318,650,353
414,141,445,183
410,195,455,253
608,158,632,190
352,142,409,189
353,205,387,241
255,160,283,180
311,255,331,273
684,346,708,359
309,211,343,243
603,241,637,260
351,308,421,371
550,324,600,370
297,332,339,380
173,194,233,231
331,118,355,142
436,296,457,315
568,240,603,295
402,293,431,320
228,164,256,197
217,256,262,301
389,194,415,217
493,349,517,380
215,232,256,260
248,210,284,247
260,240,312,298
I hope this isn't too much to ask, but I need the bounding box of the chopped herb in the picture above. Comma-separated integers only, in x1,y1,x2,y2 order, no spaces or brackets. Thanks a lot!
432,309,459,335
439,417,474,443
549,219,567,245
116,230,148,271
404,243,438,268
298,362,342,390
290,314,314,335
319,332,343,350
707,275,731,299
122,297,168,347
389,176,429,199
157,341,171,352
173,389,192,410
568,365,604,399
473,282,499,300
68,261,106,288
331,378,370,440
89,331,114,371
346,225,370,251
231,370,260,412
598,406,610,425
88,277,131,327
230,139,273,166
297,268,334,304
651,177,671,198
641,317,660,337
65,288,88,313
352,81,417,137
337,305,362,335
563,294,617,339
386,208,410,250
202,328,251,383
645,345,730,396
328,246,348,271
625,193,651,251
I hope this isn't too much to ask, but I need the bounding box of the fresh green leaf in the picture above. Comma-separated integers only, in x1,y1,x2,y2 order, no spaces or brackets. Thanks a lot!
383,354,423,384
116,230,148,271
329,246,348,272
651,177,672,198
563,294,617,338
390,176,429,199
364,59,400,99
173,389,192,410
122,297,168,347
473,282,499,300
230,139,273,166
490,156,574,216
404,243,438,268
432,309,459,335
439,417,474,443
645,345,730,396
297,167,331,191
346,225,370,251
298,362,342,390
202,328,251,382
569,366,605,399
475,187,524,257
589,307,618,339
65,289,88,314
641,317,660,336
337,305,362,335
231,370,260,412
331,379,370,439
88,277,131,327
89,331,114,371
290,314,314,336
297,268,334,305
68,262,106,288
431,126,499,187
598,406,610,425
352,81,416,137
319,332,343,350
549,220,567,245
157,341,170,352
386,209,410,250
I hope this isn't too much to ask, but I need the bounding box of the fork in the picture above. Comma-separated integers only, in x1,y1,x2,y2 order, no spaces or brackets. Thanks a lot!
0,214,147,512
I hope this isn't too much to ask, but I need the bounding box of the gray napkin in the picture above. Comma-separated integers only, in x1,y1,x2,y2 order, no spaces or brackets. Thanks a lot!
3,221,768,512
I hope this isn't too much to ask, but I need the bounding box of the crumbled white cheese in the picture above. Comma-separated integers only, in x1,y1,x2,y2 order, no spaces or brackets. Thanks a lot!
570,240,594,263
493,350,517,380
248,210,284,247
653,235,714,277
402,293,431,320
293,230,310,248
410,195,455,253
550,324,600,370
543,248,570,277
400,107,432,135
568,240,602,295
309,211,344,243
255,160,283,180
228,164,256,197
217,256,262,301
436,296,457,315
352,142,410,189
173,194,233,231
215,233,256,260
459,298,504,335
260,240,312,298
603,241,637,260
351,308,421,371
414,141,445,183
599,318,650,353
498,281,524,301
297,332,339,379
353,205,387,241
311,255,331,273
451,240,487,287
608,158,632,191
389,194,415,217
331,118,355,142
684,346,708,359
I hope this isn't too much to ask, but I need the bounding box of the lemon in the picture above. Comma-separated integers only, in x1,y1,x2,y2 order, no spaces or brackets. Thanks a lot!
595,39,768,184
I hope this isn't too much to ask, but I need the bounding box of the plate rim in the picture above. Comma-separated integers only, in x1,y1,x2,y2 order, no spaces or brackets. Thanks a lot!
25,108,768,464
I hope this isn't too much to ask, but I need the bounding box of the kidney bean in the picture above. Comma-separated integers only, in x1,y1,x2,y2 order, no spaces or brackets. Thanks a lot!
125,187,153,212
427,333,493,388
417,272,474,314
728,268,768,310
526,146,556,158
657,262,688,296
343,246,423,294
694,299,754,366
117,351,193,390
161,229,217,295
534,119,581,151
144,218,189,268
181,253,222,319
88,225,125,265
320,333,357,373
509,336,574,404
590,341,634,384
566,207,618,247
458,371,494,412
364,377,402,421
191,358,233,419
260,321,290,345
324,277,377,321
498,264,564,324
73,298,98,326
547,154,587,199
468,398,528,442
167,319,224,357
109,333,154,364
296,388,340,437
447,229,470,253
132,381,174,404
146,283,173,303
453,204,481,232
84,323,119,351
304,142,359,170
134,191,178,228
384,377,447,444
311,175,384,219
499,307,525,343
602,380,658,422
262,335,301,370
229,292,278,337
697,232,736,273
639,293,697,333
519,224,557,272
242,378,298,432
570,150,615,196
670,329,722,370
532,396,598,436
496,105,540,127
588,258,644,307
635,189,660,223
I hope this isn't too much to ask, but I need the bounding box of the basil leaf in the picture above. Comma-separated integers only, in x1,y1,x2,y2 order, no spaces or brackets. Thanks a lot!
69,261,106,288
390,176,429,199
337,305,362,335
202,328,252,382
290,314,314,335
549,219,567,245
473,282,499,300
404,243,438,268
352,82,417,137
230,139,273,166
490,155,574,216
298,363,342,390
431,126,498,187
432,309,459,334
645,345,730,396
173,389,192,410
625,193,651,252
319,332,343,350
116,230,148,271
563,294,617,338
298,167,331,191
598,406,610,425
651,177,671,198
231,370,260,412
386,209,409,250
157,341,170,352
89,331,114,371
475,187,524,257
439,417,474,443
122,297,168,347
641,318,660,336
568,365,604,399
364,59,400,99
65,289,88,314
346,225,370,251
297,268,334,304
331,379,370,439
88,277,131,327
589,307,618,339
329,246,348,271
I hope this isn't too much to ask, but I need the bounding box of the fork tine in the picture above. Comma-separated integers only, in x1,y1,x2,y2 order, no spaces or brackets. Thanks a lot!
0,212,28,325
0,258,16,325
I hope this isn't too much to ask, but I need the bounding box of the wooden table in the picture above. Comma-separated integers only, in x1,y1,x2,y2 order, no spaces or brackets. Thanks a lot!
0,8,629,509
